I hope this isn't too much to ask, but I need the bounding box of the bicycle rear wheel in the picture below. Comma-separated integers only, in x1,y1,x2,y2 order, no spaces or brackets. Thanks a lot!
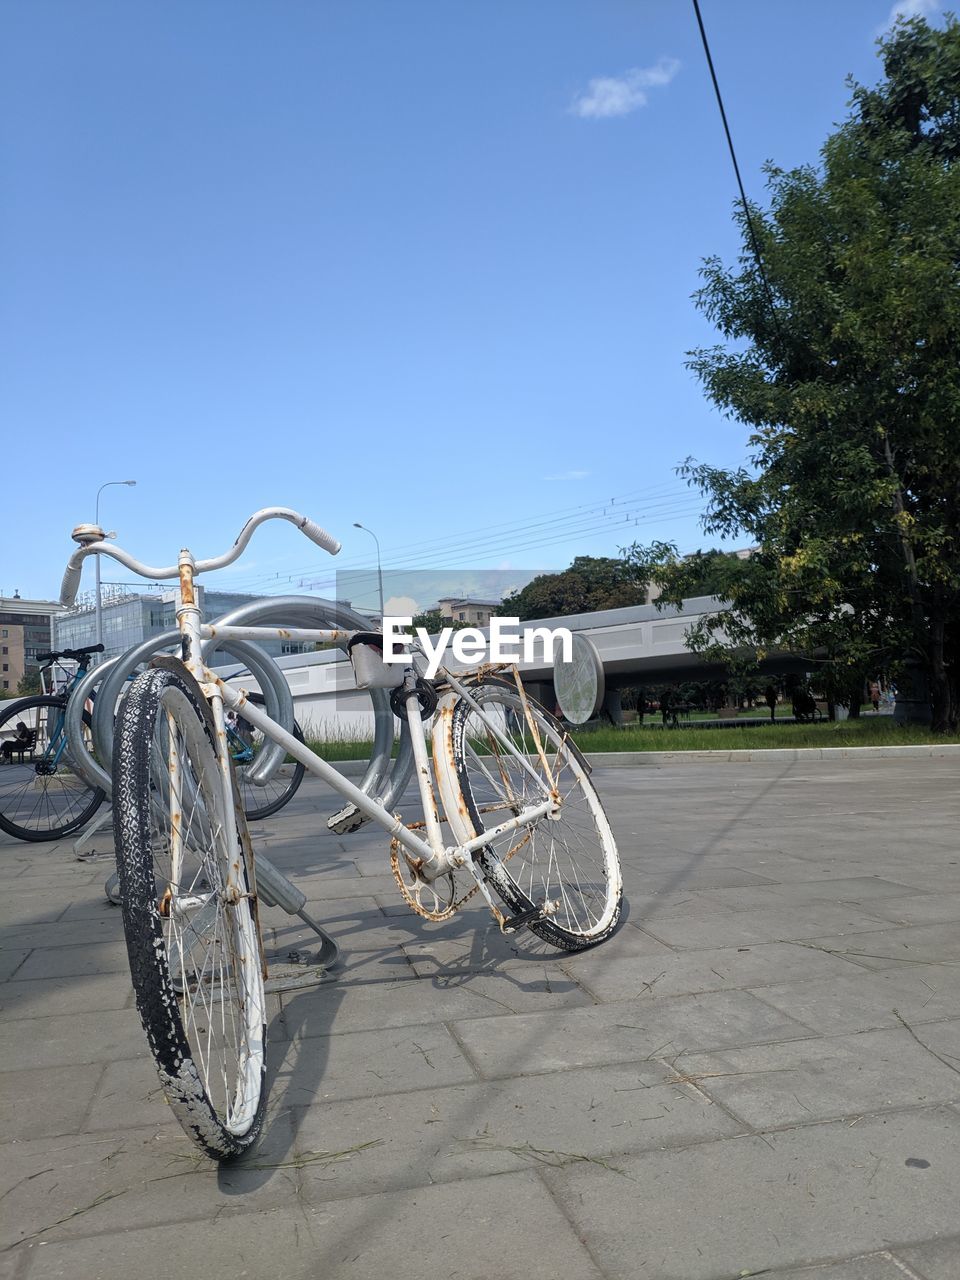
435,677,622,951
0,696,105,842
232,693,306,821
113,665,266,1159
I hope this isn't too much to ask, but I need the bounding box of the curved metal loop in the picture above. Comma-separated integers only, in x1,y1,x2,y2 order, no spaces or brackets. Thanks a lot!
83,594,413,807
63,657,117,792
91,634,293,787
201,596,411,805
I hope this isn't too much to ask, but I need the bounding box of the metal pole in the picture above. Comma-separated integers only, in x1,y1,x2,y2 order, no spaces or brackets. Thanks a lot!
353,522,384,621
94,480,137,654
94,552,102,650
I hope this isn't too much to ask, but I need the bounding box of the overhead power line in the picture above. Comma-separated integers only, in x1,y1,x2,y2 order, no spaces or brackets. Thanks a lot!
692,0,784,344
211,480,697,594
218,493,703,595
284,502,706,597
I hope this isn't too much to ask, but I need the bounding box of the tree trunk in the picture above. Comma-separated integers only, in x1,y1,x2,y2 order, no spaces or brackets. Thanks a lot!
893,661,932,726
880,435,931,727
929,613,950,735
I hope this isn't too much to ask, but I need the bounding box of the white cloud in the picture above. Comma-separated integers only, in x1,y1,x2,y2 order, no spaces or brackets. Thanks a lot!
571,57,680,120
543,469,591,481
383,595,420,617
883,0,938,28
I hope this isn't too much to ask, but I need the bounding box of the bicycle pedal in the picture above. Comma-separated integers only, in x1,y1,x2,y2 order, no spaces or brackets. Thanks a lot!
327,803,370,835
499,905,546,934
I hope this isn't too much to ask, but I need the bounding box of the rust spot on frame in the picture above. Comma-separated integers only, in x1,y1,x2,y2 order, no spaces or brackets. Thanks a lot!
178,561,196,607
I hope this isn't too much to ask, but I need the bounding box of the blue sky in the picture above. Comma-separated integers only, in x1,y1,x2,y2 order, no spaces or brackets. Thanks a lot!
1,0,944,611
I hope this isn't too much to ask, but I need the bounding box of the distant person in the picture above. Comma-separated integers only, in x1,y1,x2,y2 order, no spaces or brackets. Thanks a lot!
661,688,678,729
1,721,32,762
791,686,817,723
868,680,881,713
764,684,778,723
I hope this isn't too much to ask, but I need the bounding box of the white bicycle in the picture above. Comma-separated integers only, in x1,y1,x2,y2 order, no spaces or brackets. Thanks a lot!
60,508,623,1160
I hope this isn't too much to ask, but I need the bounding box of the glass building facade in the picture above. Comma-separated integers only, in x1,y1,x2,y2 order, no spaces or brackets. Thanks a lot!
54,588,315,663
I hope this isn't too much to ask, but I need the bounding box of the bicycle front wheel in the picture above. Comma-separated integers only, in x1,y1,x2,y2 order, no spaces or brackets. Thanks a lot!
0,695,105,842
113,666,266,1159
435,677,622,951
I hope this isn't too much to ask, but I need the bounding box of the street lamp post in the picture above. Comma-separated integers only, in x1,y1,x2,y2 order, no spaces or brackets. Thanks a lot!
94,480,137,653
352,522,384,622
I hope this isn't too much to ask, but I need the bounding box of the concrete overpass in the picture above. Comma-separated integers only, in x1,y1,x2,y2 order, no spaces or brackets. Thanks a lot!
214,596,809,735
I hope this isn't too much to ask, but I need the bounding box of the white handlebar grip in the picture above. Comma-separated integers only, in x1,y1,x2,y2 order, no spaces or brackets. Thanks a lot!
300,518,341,555
60,560,83,606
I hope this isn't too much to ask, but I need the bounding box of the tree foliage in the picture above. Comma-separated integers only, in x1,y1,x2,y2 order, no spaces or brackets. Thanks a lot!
501,556,647,622
16,670,42,696
641,17,960,730
409,609,475,633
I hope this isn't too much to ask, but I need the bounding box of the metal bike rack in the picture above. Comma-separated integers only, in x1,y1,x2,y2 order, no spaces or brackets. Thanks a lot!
202,596,414,820
65,596,413,968
66,635,295,857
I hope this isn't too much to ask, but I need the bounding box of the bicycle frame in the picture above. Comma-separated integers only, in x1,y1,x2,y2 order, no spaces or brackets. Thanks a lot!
60,509,562,914
36,659,93,769
169,550,558,905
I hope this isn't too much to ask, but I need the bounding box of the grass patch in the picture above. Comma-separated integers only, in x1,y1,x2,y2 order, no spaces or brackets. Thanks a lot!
300,721,400,761
570,717,960,752
299,714,958,759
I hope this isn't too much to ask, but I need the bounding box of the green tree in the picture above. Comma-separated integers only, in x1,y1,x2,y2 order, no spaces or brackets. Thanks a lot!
409,610,474,633
645,17,960,730
503,556,647,622
16,670,42,696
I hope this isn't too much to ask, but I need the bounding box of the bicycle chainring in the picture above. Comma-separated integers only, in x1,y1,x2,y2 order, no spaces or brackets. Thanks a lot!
389,820,481,922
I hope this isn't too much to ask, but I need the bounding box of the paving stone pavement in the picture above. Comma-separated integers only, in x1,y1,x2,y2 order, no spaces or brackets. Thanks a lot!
1,755,959,1280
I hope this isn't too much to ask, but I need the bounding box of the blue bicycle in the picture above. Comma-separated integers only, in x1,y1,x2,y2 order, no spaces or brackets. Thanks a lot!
0,644,107,842
0,648,306,843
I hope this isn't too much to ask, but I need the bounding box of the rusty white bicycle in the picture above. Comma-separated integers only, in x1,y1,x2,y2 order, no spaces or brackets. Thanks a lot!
59,508,622,1160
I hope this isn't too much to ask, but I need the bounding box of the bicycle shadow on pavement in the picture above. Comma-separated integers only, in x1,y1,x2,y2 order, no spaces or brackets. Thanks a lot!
218,925,416,1193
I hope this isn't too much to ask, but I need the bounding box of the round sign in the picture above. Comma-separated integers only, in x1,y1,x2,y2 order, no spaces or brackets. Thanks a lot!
553,632,605,724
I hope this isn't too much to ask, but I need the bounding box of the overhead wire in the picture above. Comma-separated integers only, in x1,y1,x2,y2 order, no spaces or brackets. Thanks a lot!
217,480,687,586
287,501,706,599
221,496,704,594
692,0,785,349
212,480,699,594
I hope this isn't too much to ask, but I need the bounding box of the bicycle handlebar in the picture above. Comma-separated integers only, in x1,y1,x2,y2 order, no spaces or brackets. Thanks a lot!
36,644,105,664
60,506,341,606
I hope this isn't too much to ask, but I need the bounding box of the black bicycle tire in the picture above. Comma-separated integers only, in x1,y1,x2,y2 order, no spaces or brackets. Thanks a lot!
113,666,266,1159
234,692,306,821
446,678,622,952
0,696,105,842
